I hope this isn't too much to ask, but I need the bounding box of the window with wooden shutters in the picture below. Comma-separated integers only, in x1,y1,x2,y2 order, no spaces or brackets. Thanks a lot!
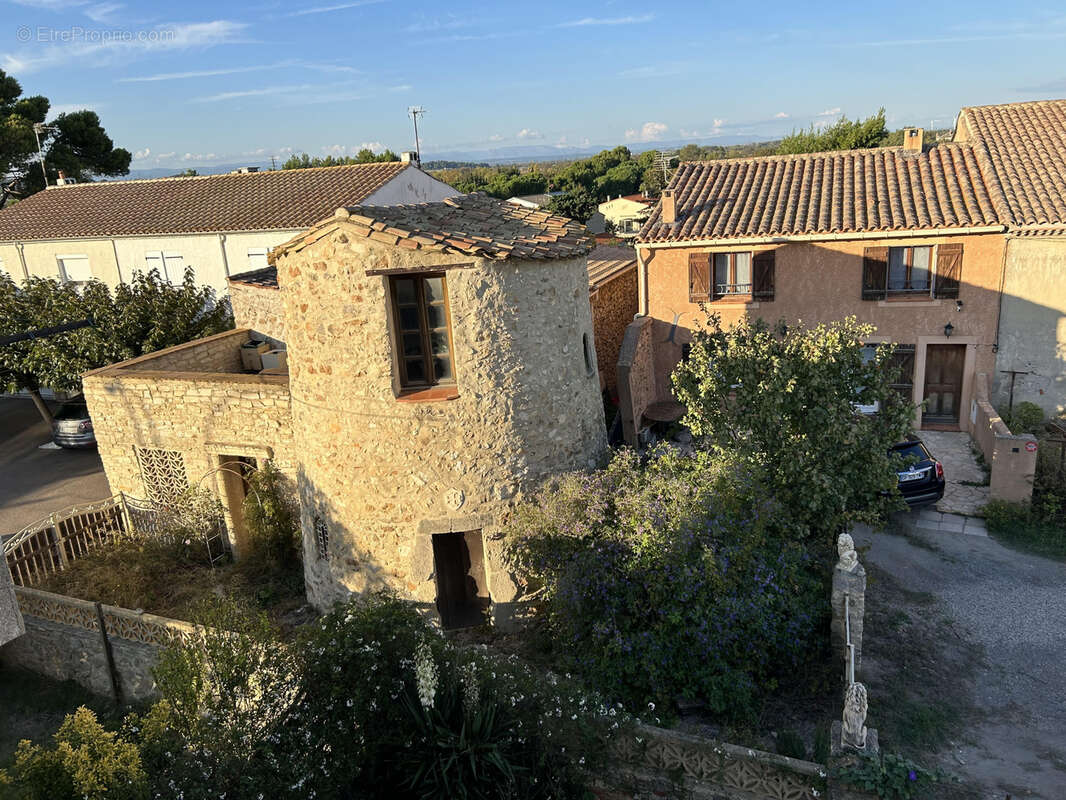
688,253,710,302
862,246,889,300
752,250,775,300
934,243,963,298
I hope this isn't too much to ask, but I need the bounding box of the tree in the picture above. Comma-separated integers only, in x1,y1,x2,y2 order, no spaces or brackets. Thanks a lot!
0,69,130,204
777,109,888,155
0,269,233,423
546,188,598,222
671,314,915,542
281,149,399,170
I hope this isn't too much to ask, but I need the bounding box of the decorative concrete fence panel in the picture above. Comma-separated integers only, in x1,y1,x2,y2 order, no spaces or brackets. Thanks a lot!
605,723,827,800
1,586,199,702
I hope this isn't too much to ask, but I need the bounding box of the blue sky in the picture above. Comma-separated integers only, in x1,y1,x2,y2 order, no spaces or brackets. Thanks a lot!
3,0,1066,169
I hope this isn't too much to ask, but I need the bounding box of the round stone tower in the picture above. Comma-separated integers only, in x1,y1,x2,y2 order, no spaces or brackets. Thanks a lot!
274,196,607,625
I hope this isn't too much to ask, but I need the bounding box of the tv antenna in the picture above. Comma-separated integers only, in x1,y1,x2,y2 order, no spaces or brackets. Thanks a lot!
33,123,59,186
655,150,677,185
408,106,426,163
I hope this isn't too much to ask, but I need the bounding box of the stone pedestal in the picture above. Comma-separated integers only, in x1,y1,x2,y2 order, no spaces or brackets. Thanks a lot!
0,559,25,647
827,720,880,800
830,560,865,680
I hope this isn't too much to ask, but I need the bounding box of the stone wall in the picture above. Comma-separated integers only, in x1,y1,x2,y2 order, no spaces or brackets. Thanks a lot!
229,281,286,347
971,373,1038,502
1,586,199,701
276,230,607,619
82,334,297,555
119,328,248,374
590,266,637,394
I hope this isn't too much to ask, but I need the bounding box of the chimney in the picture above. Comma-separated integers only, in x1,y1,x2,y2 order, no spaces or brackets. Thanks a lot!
903,127,924,154
660,189,676,225
400,151,419,166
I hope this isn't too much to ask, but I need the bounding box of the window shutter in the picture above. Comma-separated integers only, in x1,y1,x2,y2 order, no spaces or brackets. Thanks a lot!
752,250,775,300
862,247,888,300
934,243,963,299
688,252,710,302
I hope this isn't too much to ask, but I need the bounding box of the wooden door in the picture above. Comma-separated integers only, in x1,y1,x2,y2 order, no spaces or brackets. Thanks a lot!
923,344,966,424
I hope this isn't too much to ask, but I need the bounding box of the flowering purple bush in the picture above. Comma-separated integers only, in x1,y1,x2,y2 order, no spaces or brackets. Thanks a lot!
506,448,828,720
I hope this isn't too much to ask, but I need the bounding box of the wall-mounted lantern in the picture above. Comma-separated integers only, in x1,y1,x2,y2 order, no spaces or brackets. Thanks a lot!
944,322,955,338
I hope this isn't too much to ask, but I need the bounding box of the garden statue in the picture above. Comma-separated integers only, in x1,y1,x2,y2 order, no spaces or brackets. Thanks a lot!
836,532,859,572
842,682,869,749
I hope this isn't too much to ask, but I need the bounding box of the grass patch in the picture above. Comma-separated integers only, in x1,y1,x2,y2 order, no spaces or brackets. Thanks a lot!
37,536,306,630
985,500,1066,561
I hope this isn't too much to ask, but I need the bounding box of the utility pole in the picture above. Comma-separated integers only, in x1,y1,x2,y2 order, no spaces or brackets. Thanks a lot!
408,106,426,163
270,155,277,171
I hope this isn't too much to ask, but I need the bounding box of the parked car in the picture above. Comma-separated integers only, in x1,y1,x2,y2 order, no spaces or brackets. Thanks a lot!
891,437,945,506
51,396,96,448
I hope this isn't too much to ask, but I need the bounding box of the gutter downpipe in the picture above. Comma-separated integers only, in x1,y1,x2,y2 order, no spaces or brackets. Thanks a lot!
218,233,231,278
636,246,649,316
992,234,1011,354
109,238,124,284
14,241,29,281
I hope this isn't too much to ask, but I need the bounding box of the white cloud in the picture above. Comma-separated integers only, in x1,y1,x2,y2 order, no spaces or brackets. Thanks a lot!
387,83,412,92
284,0,385,17
192,84,311,103
2,19,252,74
359,141,384,152
488,134,503,142
617,63,684,79
182,152,217,162
156,151,175,160
47,102,99,117
85,2,122,23
132,147,150,160
774,111,790,118
404,16,473,33
625,121,668,141
817,107,842,117
712,118,725,128
322,144,347,156
119,63,286,82
516,128,541,139
9,0,87,8
558,14,654,27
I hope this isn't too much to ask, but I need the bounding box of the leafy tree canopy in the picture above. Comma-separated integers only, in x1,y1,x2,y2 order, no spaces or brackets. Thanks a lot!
672,314,915,542
0,269,233,422
0,69,131,204
777,108,888,155
281,149,399,170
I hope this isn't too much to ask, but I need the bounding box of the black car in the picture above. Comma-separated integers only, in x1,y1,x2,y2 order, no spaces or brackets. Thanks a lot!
890,438,945,506
51,396,96,449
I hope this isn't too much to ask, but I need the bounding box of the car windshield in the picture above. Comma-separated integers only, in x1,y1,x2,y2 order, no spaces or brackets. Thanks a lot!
54,403,89,421
892,441,930,466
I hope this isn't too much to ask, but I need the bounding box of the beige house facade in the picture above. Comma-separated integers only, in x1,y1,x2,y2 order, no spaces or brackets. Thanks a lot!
953,100,1066,416
598,194,654,237
83,195,606,627
0,161,457,295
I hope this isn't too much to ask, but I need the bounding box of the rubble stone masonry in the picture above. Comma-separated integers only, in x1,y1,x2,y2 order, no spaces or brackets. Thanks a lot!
277,230,607,620
229,280,287,347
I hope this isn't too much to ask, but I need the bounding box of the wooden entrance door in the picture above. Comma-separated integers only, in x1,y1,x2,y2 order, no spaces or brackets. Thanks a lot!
923,344,966,424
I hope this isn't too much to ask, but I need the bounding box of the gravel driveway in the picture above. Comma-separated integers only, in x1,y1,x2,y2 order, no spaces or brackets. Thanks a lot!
854,514,1066,799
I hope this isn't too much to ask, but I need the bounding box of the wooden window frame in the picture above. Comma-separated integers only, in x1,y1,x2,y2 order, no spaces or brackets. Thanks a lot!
886,245,933,297
712,252,753,299
389,272,457,393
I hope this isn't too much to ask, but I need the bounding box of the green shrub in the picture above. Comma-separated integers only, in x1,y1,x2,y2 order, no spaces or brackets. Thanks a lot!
242,462,301,570
1,707,146,800
1001,401,1045,435
812,721,831,764
834,750,951,799
505,448,828,720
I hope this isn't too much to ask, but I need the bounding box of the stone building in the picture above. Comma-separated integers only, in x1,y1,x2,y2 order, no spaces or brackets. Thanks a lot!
587,246,637,394
83,194,607,627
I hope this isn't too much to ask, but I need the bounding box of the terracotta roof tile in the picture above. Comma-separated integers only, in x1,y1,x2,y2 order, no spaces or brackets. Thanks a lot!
278,193,592,261
586,245,636,290
0,162,411,241
638,145,1004,243
956,99,1066,231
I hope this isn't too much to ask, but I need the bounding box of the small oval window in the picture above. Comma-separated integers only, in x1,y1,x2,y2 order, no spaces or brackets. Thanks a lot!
582,332,595,377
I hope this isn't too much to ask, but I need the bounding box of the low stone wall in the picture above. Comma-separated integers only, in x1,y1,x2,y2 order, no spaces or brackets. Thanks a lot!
111,328,250,374
0,586,198,701
970,373,1037,502
603,723,827,800
617,315,656,447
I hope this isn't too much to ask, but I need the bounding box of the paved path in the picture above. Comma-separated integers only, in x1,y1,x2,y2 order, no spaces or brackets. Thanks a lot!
0,397,109,535
919,429,991,516
854,514,1066,799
